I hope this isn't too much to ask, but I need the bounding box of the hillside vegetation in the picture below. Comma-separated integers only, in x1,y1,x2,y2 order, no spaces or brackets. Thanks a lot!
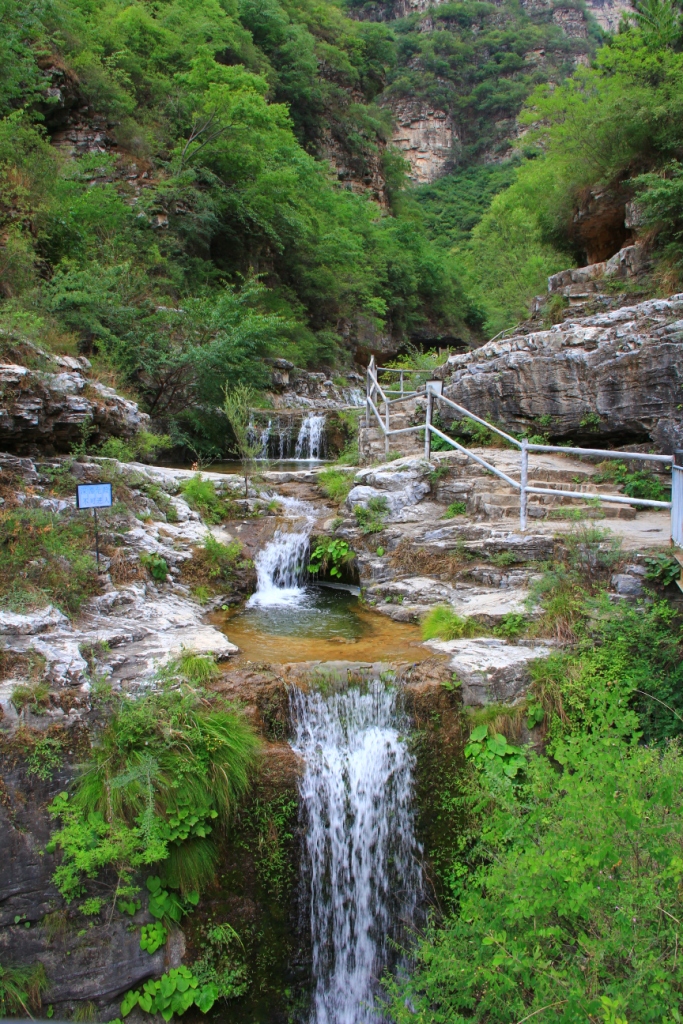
3,0,683,440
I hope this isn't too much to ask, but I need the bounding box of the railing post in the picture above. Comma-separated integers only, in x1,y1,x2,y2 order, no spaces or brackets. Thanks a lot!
365,370,370,429
385,396,390,459
672,449,683,548
519,438,528,532
424,389,433,461
400,370,404,397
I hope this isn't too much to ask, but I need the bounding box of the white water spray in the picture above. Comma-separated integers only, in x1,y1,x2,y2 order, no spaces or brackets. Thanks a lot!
247,497,315,608
291,681,422,1024
295,414,326,460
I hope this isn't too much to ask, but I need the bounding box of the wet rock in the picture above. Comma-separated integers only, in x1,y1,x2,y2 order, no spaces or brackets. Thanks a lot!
424,637,553,706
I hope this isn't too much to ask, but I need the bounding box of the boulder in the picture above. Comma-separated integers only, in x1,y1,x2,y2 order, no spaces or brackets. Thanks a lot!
424,636,553,705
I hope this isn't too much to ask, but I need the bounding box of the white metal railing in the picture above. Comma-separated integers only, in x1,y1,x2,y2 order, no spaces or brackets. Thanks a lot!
365,358,679,538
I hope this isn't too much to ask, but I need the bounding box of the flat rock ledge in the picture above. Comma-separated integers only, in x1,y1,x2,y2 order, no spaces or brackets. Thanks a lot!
424,637,553,706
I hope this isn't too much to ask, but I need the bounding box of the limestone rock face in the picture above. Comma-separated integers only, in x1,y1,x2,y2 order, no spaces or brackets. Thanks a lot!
424,636,553,705
0,355,149,454
440,295,683,450
389,100,458,183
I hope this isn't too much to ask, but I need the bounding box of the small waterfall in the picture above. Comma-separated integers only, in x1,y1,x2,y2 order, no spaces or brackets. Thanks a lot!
295,414,326,460
291,681,422,1024
247,416,272,459
348,387,365,407
278,417,293,460
247,498,314,607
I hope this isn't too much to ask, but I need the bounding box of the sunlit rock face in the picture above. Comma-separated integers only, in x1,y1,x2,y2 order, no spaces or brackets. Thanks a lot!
388,100,458,183
439,295,683,452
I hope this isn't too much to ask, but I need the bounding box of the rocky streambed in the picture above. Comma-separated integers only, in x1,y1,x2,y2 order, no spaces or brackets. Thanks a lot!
0,444,674,1020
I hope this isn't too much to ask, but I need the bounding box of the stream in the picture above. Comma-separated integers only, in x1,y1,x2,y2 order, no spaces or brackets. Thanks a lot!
216,487,428,1022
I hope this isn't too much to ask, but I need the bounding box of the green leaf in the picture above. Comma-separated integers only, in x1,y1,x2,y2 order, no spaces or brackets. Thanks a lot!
470,725,489,743
121,990,140,1017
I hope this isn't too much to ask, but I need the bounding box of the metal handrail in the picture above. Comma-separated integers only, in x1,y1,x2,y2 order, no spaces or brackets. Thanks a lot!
434,393,521,448
363,361,676,534
427,425,521,489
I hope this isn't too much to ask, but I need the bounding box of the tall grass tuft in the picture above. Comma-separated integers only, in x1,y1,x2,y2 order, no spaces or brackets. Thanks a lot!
421,606,481,641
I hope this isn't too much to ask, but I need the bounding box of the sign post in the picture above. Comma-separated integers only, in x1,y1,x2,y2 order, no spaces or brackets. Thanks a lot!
76,483,113,572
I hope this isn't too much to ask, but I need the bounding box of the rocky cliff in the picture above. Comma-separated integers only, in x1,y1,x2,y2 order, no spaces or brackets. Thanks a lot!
434,294,683,450
0,340,148,455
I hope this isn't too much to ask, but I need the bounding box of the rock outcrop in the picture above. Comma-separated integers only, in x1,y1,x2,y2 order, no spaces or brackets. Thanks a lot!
0,349,149,454
437,295,683,450
424,636,553,706
388,100,458,183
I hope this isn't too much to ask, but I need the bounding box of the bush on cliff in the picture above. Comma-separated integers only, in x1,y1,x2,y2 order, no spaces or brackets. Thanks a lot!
48,665,259,905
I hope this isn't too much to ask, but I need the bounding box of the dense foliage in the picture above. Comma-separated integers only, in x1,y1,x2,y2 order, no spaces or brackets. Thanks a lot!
389,530,683,1024
48,663,259,905
447,15,683,331
0,0,473,454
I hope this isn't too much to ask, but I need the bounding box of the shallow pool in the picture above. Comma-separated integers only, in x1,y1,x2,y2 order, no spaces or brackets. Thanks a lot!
213,586,431,664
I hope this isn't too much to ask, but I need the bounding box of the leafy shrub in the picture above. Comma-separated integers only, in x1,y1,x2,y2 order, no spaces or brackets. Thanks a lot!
422,606,481,641
47,674,259,906
644,552,681,586
139,552,169,581
97,431,172,464
317,468,354,504
191,922,250,1002
442,501,467,518
121,965,218,1020
388,739,683,1024
594,461,671,503
493,612,527,639
307,538,354,579
354,496,389,534
182,536,245,594
464,724,526,780
27,736,64,781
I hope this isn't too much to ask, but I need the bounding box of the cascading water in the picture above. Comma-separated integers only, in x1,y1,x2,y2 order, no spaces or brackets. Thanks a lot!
291,681,422,1024
247,497,314,607
295,414,326,460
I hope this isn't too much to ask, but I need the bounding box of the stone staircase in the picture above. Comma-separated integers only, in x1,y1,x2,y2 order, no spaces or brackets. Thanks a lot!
431,449,637,521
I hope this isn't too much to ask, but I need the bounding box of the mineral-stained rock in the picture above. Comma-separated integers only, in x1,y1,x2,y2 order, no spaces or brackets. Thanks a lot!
0,359,149,454
424,636,553,705
439,295,683,450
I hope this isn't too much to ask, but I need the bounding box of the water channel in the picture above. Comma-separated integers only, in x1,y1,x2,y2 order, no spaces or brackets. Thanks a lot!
210,476,428,1022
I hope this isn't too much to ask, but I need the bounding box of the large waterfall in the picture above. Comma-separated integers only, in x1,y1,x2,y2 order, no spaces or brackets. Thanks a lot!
247,497,314,608
290,681,422,1024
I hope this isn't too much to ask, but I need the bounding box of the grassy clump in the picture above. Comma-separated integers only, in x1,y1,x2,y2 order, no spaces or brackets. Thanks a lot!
0,962,48,1017
443,501,467,518
318,468,354,504
354,496,389,534
0,506,100,615
180,475,239,525
48,665,260,905
422,606,481,641
181,535,245,597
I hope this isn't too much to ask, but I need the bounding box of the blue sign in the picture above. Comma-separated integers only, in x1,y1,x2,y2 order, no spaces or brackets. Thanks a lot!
77,483,113,509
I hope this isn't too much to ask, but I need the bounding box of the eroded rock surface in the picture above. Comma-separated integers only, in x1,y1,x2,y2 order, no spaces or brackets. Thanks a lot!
436,295,683,449
0,355,149,454
424,636,553,706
